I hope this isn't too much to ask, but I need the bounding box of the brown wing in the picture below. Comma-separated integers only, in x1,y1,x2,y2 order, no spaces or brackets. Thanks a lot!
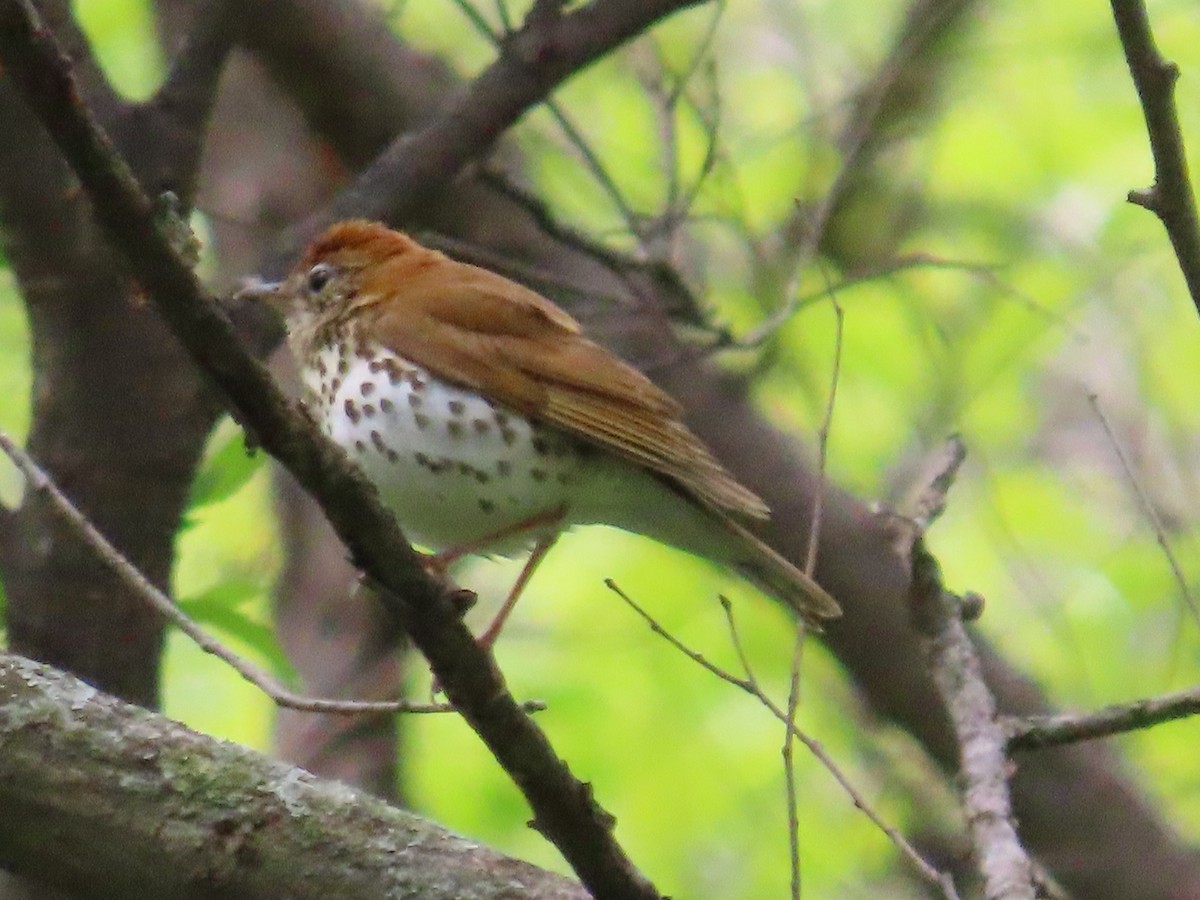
356,243,769,520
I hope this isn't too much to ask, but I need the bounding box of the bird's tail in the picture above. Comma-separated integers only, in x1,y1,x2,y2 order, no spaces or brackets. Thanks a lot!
716,512,841,629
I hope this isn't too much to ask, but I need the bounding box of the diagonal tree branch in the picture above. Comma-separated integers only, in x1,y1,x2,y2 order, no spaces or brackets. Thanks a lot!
0,2,662,896
1110,0,1200,318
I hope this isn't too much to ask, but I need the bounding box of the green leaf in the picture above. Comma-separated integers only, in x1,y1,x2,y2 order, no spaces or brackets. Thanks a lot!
187,431,262,515
178,586,296,686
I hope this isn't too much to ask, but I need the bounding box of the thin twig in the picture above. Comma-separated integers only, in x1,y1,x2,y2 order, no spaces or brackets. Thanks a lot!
784,290,844,899
454,0,644,238
476,168,711,327
742,1,971,348
1007,675,1200,751
606,580,960,899
545,99,645,238
0,430,466,716
804,292,843,579
1086,392,1200,629
448,0,497,42
787,253,1084,338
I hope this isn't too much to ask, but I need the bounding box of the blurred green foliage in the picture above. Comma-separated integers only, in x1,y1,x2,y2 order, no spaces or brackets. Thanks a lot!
0,0,1197,896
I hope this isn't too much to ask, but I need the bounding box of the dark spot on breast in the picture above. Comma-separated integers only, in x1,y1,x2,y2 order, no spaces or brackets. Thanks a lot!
385,448,399,463
447,421,464,439
408,393,423,409
368,359,383,374
472,418,490,434
497,460,512,477
532,437,549,455
415,451,431,468
371,431,386,453
362,404,376,418
414,412,430,430
531,468,548,482
479,498,495,513
448,400,465,416
380,398,395,413
344,399,360,424
501,428,517,446
354,440,366,453
361,381,375,397
337,357,349,376
494,411,510,427
316,358,328,377
475,471,490,484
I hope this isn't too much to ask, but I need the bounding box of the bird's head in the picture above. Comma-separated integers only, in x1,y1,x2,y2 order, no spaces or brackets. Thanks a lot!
237,220,426,355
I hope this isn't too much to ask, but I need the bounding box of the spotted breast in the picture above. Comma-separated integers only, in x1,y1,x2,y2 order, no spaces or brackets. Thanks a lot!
305,330,594,557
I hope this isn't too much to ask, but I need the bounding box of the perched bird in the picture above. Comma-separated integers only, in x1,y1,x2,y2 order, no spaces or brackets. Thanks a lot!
247,220,839,643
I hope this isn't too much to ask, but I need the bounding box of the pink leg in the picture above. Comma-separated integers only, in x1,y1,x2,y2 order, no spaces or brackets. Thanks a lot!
477,530,561,649
428,505,568,570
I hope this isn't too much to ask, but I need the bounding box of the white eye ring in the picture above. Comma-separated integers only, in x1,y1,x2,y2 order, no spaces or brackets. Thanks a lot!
307,262,335,294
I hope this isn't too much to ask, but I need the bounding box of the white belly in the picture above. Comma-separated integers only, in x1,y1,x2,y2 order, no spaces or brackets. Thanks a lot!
305,345,590,555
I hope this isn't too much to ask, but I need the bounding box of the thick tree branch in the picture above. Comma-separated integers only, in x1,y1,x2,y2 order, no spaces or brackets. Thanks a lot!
1110,0,1200,318
0,653,586,900
0,3,659,896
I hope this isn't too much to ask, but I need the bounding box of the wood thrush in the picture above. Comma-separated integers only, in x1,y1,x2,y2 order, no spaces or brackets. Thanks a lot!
247,220,839,642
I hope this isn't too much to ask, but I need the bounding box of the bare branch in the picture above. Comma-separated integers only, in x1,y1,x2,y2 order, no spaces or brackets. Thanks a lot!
0,4,659,896
784,293,842,898
288,0,711,262
607,580,960,900
910,554,1037,900
1007,683,1200,751
1110,0,1200,318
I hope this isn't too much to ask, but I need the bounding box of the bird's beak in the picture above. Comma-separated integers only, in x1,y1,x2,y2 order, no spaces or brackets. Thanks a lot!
234,278,284,309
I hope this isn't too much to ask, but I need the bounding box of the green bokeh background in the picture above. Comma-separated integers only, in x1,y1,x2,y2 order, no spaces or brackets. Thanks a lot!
3,0,1199,895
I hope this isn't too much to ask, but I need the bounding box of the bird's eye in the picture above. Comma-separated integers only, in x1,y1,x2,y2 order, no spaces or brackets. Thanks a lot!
307,262,335,294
